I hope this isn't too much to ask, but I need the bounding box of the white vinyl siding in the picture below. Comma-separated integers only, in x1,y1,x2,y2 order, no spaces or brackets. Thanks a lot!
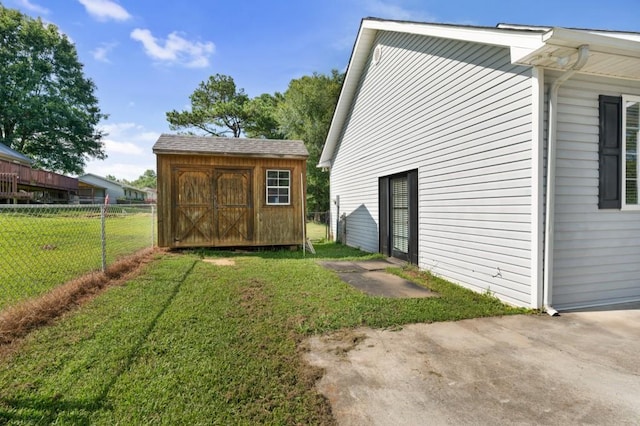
330,31,534,307
551,75,640,309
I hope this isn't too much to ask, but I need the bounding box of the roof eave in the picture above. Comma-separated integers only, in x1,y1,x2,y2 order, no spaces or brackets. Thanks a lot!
153,149,308,159
512,27,640,81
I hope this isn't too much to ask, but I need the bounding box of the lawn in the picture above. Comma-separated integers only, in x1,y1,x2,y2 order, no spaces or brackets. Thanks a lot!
306,221,329,242
0,243,526,424
0,209,154,311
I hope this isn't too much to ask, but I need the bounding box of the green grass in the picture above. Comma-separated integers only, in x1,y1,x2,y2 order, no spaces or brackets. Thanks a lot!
306,221,329,241
0,212,154,311
0,243,527,424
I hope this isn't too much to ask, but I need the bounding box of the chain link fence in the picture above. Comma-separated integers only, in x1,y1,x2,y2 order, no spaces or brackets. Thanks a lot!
0,204,156,312
306,211,331,242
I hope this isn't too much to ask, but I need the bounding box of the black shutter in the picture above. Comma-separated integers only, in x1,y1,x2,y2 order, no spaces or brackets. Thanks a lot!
408,169,418,265
378,177,390,256
598,95,622,209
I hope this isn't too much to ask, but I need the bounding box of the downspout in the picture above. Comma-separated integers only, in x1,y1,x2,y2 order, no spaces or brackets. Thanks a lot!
543,45,589,316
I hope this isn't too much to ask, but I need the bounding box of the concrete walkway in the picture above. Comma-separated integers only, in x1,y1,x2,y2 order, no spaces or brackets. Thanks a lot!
319,259,438,298
304,305,640,425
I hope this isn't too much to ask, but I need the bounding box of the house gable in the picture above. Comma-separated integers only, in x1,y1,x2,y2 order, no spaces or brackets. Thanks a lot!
322,18,640,310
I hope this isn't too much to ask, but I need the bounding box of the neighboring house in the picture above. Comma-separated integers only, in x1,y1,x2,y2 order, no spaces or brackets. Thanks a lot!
153,134,308,249
0,142,78,203
319,18,640,312
77,174,146,204
143,187,157,203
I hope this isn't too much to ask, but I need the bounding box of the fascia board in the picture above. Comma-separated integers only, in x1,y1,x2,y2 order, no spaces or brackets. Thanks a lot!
363,19,544,49
543,27,640,58
319,24,377,168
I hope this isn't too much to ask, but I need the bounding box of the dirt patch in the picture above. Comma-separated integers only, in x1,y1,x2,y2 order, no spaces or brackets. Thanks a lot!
305,329,369,357
202,258,235,266
0,247,163,352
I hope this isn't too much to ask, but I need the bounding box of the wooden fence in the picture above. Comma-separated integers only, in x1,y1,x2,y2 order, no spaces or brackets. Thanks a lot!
0,159,77,191
0,173,33,200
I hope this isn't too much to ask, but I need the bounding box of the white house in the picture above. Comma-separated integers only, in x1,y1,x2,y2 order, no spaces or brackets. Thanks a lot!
319,18,640,312
78,174,146,204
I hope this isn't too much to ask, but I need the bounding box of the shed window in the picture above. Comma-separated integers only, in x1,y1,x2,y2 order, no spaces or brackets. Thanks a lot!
266,170,290,205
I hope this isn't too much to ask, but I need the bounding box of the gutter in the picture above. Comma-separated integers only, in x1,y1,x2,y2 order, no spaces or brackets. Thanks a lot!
543,45,590,316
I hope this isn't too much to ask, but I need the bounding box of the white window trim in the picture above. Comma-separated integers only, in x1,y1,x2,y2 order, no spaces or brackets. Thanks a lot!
266,169,291,206
622,94,640,210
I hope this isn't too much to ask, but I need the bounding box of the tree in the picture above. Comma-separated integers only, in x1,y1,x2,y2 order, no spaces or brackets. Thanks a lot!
130,169,157,189
277,70,344,213
167,74,283,139
0,6,107,174
167,74,250,138
244,93,285,139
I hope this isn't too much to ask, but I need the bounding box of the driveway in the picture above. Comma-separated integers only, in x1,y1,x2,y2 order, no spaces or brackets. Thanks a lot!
304,304,640,425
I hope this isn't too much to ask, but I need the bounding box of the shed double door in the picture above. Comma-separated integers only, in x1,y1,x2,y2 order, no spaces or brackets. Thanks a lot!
173,167,253,246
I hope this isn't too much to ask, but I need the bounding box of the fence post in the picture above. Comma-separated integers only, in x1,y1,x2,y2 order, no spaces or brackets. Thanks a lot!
101,205,107,272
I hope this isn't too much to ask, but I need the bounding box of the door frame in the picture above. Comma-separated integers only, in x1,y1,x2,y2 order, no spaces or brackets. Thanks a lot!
379,169,418,264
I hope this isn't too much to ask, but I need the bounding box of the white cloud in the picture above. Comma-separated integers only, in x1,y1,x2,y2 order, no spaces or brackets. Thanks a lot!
91,42,117,63
103,140,143,155
16,0,49,15
362,0,435,22
78,0,131,22
99,122,139,137
86,122,160,181
130,28,215,68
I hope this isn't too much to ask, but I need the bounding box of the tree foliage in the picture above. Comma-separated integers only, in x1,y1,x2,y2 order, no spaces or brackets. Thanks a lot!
166,74,283,139
0,6,107,174
277,70,343,212
244,93,284,139
105,169,156,189
166,74,250,138
130,169,157,189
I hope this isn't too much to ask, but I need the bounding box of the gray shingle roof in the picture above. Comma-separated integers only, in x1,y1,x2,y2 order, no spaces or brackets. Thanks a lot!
0,142,33,164
152,134,308,158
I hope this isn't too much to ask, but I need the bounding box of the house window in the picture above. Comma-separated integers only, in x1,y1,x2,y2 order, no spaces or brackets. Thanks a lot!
266,170,290,205
599,94,640,210
624,96,640,206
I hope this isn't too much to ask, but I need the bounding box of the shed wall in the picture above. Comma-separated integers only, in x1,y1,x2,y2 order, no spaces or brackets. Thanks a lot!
157,154,306,248
330,31,534,306
552,74,640,309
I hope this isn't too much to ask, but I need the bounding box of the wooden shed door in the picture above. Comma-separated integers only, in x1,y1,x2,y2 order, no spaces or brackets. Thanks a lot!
214,169,253,244
173,169,214,246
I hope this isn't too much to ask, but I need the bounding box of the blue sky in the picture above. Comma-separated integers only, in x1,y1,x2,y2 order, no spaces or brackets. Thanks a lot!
8,0,639,180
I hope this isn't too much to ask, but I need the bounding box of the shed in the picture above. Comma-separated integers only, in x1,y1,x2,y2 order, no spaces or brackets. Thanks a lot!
153,134,308,249
320,18,640,312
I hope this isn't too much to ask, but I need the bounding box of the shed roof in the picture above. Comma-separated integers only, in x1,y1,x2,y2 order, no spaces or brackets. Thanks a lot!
153,134,308,159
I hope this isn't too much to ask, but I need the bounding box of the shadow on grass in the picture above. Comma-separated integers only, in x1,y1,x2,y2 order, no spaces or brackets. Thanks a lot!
0,259,198,424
